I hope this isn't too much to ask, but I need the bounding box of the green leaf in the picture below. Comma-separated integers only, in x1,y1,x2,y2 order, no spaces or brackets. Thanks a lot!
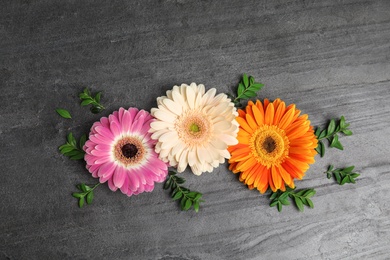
320,141,325,157
78,198,85,208
237,83,245,96
95,92,102,103
342,129,353,136
163,179,171,190
70,153,85,160
56,108,72,119
294,197,304,211
183,199,192,211
172,191,183,200
328,119,336,134
80,183,87,192
277,202,282,212
72,192,83,198
343,166,355,173
319,130,327,139
341,176,349,185
307,198,314,208
243,73,249,88
79,134,87,149
67,133,76,147
81,99,94,106
340,116,346,128
86,191,94,204
270,200,278,207
350,173,360,178
194,201,200,212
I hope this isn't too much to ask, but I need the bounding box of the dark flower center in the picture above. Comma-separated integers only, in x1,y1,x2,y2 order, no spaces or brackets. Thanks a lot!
121,144,138,158
262,137,276,153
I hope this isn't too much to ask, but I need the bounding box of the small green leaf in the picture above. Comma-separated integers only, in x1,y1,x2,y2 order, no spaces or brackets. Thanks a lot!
86,191,94,204
307,198,314,208
67,133,76,147
72,192,83,198
320,141,325,157
70,153,85,160
319,130,327,139
342,129,353,136
95,92,102,103
56,108,72,119
350,173,360,178
163,179,171,190
194,201,200,212
270,200,278,207
79,134,87,149
328,119,336,134
341,176,349,185
277,202,282,212
343,166,355,173
183,199,192,211
172,191,183,200
237,83,245,96
243,73,249,88
78,198,85,208
80,184,87,192
81,99,94,106
294,197,304,211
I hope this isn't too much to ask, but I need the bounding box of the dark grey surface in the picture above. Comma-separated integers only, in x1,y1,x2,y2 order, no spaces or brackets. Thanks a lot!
1,0,390,259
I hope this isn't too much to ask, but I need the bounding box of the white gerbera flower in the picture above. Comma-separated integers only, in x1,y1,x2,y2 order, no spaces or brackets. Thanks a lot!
149,83,239,175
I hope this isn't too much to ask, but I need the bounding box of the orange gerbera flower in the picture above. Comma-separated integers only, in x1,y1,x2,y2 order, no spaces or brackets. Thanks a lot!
228,99,318,193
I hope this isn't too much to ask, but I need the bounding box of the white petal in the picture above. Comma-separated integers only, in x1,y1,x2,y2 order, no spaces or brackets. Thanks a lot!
159,131,178,142
211,139,228,150
154,110,176,123
150,121,171,131
186,85,196,109
163,98,182,116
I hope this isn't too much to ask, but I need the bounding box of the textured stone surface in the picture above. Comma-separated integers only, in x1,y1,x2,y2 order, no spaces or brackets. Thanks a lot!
1,0,390,259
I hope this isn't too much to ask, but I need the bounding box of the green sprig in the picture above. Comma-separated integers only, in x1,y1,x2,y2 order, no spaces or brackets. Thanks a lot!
163,171,204,212
79,88,105,114
72,183,100,208
269,187,316,212
227,73,264,107
59,132,86,160
315,116,353,157
324,165,360,185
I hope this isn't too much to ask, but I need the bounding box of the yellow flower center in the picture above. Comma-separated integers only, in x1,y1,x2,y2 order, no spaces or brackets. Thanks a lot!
175,110,212,147
250,125,290,168
114,136,145,167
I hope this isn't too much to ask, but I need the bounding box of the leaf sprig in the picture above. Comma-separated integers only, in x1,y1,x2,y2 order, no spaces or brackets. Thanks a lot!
270,187,316,212
79,88,105,114
315,116,353,157
163,171,204,212
227,73,264,107
72,183,100,208
59,133,86,160
324,165,360,185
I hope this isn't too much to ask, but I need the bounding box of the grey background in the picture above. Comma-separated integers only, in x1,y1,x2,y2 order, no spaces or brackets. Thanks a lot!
1,0,390,259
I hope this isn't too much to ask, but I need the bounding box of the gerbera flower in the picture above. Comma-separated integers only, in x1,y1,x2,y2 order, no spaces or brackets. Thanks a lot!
84,108,168,196
228,99,318,193
149,83,239,175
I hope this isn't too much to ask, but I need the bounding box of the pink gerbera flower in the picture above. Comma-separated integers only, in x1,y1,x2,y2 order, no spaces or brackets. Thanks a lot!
84,107,168,196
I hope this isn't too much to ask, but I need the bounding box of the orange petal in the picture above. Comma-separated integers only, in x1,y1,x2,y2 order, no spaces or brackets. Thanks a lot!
236,117,253,134
264,102,275,125
273,100,286,125
246,114,258,131
278,105,295,130
278,165,293,187
251,103,264,126
271,165,282,190
246,101,255,118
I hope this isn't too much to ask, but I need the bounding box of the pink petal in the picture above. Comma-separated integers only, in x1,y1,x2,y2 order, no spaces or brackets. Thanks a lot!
109,120,121,137
100,117,110,128
97,161,116,178
91,149,110,157
107,178,118,191
95,156,112,164
131,118,144,133
120,177,129,194
121,110,132,134
95,126,114,140
127,168,140,191
113,166,126,188
95,144,112,152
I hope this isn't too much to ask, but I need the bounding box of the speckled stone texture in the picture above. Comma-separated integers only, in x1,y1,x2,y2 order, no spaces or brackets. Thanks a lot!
1,0,390,259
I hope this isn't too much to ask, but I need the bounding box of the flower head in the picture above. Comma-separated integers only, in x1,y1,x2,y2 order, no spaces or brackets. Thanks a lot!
149,83,239,175
84,108,168,196
228,99,318,193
